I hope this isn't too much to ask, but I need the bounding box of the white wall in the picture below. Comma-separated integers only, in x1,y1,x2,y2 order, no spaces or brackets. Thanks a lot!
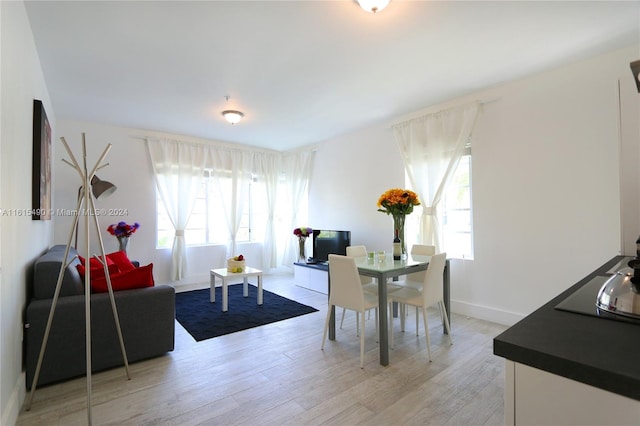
308,121,406,249
310,46,639,325
0,2,55,424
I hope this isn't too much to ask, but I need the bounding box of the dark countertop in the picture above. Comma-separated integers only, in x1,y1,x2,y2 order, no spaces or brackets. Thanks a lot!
493,255,640,401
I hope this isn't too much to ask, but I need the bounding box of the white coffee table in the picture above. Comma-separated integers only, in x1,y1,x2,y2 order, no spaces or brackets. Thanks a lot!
209,267,263,312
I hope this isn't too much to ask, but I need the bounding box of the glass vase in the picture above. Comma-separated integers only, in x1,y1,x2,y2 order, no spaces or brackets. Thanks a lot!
117,236,129,253
298,236,307,262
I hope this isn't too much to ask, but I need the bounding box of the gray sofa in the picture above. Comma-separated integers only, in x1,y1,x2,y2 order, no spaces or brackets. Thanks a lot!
25,245,175,389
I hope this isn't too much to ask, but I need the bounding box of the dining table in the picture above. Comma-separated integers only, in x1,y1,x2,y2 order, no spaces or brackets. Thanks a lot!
327,254,450,366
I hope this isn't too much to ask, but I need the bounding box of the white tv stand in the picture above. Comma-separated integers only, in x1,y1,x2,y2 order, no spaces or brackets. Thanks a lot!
293,262,329,294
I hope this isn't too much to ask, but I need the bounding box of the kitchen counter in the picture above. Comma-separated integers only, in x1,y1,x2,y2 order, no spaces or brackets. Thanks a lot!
493,255,640,401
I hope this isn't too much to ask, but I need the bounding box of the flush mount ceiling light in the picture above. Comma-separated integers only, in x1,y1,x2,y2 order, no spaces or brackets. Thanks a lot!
221,96,244,124
357,0,390,13
222,110,244,124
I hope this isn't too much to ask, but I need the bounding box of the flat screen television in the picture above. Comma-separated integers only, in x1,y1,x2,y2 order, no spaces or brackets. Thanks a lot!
311,230,351,263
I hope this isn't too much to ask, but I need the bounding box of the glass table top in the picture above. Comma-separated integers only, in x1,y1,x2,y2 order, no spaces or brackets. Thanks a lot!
353,254,431,273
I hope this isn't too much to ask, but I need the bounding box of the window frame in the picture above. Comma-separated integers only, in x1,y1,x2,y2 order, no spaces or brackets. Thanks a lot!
441,145,473,259
155,170,264,249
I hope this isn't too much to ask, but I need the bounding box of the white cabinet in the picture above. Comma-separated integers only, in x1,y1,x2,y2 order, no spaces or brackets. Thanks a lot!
504,360,640,425
293,264,328,294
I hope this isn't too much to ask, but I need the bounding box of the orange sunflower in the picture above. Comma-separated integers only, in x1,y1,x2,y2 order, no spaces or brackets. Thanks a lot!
377,188,420,216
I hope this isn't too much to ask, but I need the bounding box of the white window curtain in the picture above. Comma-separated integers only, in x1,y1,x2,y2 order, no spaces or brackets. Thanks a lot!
281,150,315,265
147,138,206,280
207,148,253,258
147,134,315,275
392,101,480,252
254,153,281,270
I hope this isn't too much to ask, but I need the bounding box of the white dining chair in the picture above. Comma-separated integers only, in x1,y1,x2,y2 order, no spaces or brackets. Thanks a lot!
346,245,375,288
396,244,437,320
322,254,379,368
339,245,376,331
402,244,436,289
388,252,452,362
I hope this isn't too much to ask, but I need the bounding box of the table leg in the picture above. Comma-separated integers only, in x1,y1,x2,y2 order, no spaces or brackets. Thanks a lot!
378,275,389,366
243,277,248,297
257,274,263,305
222,279,228,312
210,273,216,303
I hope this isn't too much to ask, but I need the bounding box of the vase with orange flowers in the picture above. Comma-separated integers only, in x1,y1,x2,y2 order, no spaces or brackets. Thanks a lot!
377,189,420,258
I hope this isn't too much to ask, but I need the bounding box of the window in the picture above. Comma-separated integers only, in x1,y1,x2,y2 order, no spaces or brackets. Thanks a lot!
442,148,473,259
156,171,267,248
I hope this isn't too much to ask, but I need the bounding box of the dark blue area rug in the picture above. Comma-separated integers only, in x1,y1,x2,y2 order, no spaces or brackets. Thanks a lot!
175,285,319,341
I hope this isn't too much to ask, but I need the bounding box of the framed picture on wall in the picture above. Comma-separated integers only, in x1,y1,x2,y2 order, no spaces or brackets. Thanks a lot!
32,99,52,220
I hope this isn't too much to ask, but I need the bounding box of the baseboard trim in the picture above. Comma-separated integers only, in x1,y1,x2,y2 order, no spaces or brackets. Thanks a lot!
451,299,524,326
158,273,210,288
3,371,25,426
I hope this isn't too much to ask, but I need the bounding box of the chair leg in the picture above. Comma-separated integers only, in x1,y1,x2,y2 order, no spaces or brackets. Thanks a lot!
321,305,333,350
400,303,406,332
415,306,419,336
374,307,379,343
340,308,364,336
359,311,365,368
440,301,453,345
422,305,432,362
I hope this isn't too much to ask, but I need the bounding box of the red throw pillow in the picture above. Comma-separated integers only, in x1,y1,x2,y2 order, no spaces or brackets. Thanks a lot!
76,263,119,280
90,263,154,293
89,256,115,269
78,254,116,269
105,250,136,272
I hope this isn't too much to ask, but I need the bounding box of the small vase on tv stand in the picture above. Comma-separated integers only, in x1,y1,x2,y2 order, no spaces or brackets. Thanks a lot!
298,236,307,262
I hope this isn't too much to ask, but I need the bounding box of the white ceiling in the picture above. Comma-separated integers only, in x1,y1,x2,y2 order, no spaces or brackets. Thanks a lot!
24,0,640,151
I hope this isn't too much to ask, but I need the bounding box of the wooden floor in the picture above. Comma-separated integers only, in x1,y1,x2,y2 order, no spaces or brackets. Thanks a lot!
16,271,507,426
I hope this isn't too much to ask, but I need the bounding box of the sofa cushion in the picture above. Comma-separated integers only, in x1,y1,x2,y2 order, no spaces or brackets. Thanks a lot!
33,245,84,299
90,263,155,293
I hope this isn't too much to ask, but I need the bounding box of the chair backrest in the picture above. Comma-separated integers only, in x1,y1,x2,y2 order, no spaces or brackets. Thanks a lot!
328,254,366,312
346,245,373,285
422,252,447,306
346,245,367,257
412,244,436,256
406,244,436,282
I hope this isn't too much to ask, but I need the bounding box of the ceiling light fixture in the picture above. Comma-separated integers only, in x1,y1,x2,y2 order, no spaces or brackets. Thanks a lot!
221,96,244,124
357,0,390,13
222,110,244,125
